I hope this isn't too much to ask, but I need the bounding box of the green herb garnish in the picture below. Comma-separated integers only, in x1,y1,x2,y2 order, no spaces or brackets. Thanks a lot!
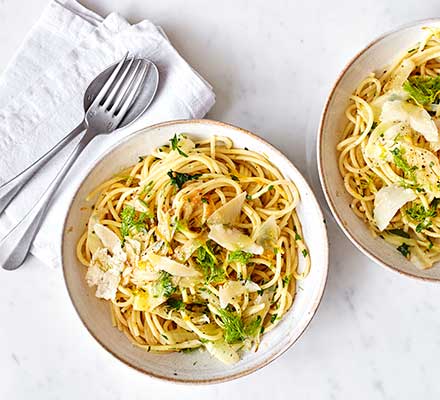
156,271,176,298
406,203,437,232
282,274,292,287
120,206,147,240
391,147,417,181
270,314,278,324
230,175,239,181
245,316,262,337
166,298,185,311
170,134,188,157
227,250,252,265
218,309,246,343
388,229,410,238
302,249,308,258
196,242,224,283
397,243,410,257
403,75,440,105
168,170,202,190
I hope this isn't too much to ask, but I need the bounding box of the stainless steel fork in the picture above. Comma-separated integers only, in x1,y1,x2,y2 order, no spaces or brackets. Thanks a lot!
0,53,149,270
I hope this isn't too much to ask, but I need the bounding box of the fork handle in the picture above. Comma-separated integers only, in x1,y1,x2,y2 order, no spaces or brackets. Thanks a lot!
0,126,96,270
0,121,86,215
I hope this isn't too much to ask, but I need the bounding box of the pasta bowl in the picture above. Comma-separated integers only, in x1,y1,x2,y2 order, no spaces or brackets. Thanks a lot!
62,119,328,383
318,19,440,281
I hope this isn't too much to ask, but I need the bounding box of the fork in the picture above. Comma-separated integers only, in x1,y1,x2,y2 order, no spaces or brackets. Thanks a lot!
0,53,149,270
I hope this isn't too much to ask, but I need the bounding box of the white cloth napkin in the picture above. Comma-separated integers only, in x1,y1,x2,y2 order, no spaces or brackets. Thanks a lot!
0,0,215,267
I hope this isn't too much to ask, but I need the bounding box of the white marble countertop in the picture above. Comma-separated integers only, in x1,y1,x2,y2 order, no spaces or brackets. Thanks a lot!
1,0,440,398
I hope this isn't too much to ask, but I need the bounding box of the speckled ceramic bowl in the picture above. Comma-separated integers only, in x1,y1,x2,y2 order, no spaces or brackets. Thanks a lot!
318,19,440,281
62,119,328,383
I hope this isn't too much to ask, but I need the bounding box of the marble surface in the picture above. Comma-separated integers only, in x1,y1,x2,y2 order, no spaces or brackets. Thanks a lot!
1,0,440,398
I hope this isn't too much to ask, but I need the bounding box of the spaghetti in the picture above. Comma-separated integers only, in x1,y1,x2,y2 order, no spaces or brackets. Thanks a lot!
337,27,440,269
76,134,309,364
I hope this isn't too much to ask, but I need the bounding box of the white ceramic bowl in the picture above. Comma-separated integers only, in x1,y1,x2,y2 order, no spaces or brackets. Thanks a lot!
318,19,440,281
62,119,328,383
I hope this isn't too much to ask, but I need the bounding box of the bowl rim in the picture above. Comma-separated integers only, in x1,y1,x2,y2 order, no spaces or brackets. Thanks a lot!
317,18,440,283
61,118,329,384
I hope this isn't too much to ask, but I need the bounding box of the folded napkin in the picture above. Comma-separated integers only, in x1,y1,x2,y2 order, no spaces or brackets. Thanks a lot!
0,0,215,267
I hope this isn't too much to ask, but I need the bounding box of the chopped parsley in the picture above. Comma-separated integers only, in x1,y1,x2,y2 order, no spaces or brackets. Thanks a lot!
227,250,252,264
397,243,410,257
270,314,278,324
196,242,224,283
120,206,147,240
230,175,239,181
294,232,302,241
302,249,308,258
170,134,188,157
168,170,202,190
201,197,208,204
403,75,440,105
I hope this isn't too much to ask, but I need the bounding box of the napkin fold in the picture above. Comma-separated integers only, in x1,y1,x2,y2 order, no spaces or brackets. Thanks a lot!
0,0,215,267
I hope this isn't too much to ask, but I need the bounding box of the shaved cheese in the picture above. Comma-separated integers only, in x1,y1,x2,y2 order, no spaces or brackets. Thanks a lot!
371,89,409,121
146,253,201,277
94,224,124,256
132,266,160,285
399,142,440,196
374,184,417,231
380,100,439,143
219,281,244,308
174,238,204,262
255,216,280,250
208,225,264,254
205,340,240,365
244,280,260,292
207,192,247,225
